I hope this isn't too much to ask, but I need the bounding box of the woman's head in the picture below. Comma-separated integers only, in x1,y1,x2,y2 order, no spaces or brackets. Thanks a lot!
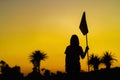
70,34,79,46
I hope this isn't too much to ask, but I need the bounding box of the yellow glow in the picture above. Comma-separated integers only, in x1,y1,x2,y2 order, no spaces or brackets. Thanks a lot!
0,0,120,75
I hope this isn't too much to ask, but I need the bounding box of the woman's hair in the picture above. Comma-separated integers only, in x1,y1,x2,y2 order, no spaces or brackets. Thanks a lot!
70,34,79,46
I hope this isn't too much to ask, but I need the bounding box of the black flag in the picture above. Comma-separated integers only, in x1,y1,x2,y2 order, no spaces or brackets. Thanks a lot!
79,12,90,72
79,12,88,35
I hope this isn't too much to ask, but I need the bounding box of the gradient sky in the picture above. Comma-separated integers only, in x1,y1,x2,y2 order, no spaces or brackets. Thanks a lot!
0,0,120,75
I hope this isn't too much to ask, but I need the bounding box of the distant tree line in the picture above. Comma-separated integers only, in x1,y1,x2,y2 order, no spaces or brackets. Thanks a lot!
88,51,117,71
0,50,119,80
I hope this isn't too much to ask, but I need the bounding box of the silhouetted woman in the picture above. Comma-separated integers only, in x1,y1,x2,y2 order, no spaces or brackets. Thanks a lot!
65,34,89,80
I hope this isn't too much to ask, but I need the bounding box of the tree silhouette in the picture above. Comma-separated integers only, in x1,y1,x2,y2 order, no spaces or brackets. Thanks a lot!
0,60,10,74
29,50,47,73
101,51,117,69
0,60,6,66
0,60,24,80
88,54,101,71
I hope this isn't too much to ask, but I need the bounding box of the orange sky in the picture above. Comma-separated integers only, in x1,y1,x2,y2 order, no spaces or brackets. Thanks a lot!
0,0,120,75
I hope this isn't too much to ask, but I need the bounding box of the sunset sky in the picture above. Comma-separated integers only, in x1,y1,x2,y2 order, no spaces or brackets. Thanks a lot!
0,0,120,75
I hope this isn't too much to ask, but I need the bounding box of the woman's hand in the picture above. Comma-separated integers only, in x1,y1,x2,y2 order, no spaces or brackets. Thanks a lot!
85,46,89,52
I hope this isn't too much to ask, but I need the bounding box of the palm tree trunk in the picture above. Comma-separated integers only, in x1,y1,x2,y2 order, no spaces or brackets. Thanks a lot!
38,62,40,73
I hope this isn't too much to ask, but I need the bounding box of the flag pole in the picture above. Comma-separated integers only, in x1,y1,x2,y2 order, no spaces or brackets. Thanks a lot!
86,34,90,72
79,11,89,72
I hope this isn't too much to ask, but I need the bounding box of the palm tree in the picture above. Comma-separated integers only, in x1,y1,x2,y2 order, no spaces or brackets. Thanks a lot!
88,54,101,71
101,51,117,69
29,50,47,73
